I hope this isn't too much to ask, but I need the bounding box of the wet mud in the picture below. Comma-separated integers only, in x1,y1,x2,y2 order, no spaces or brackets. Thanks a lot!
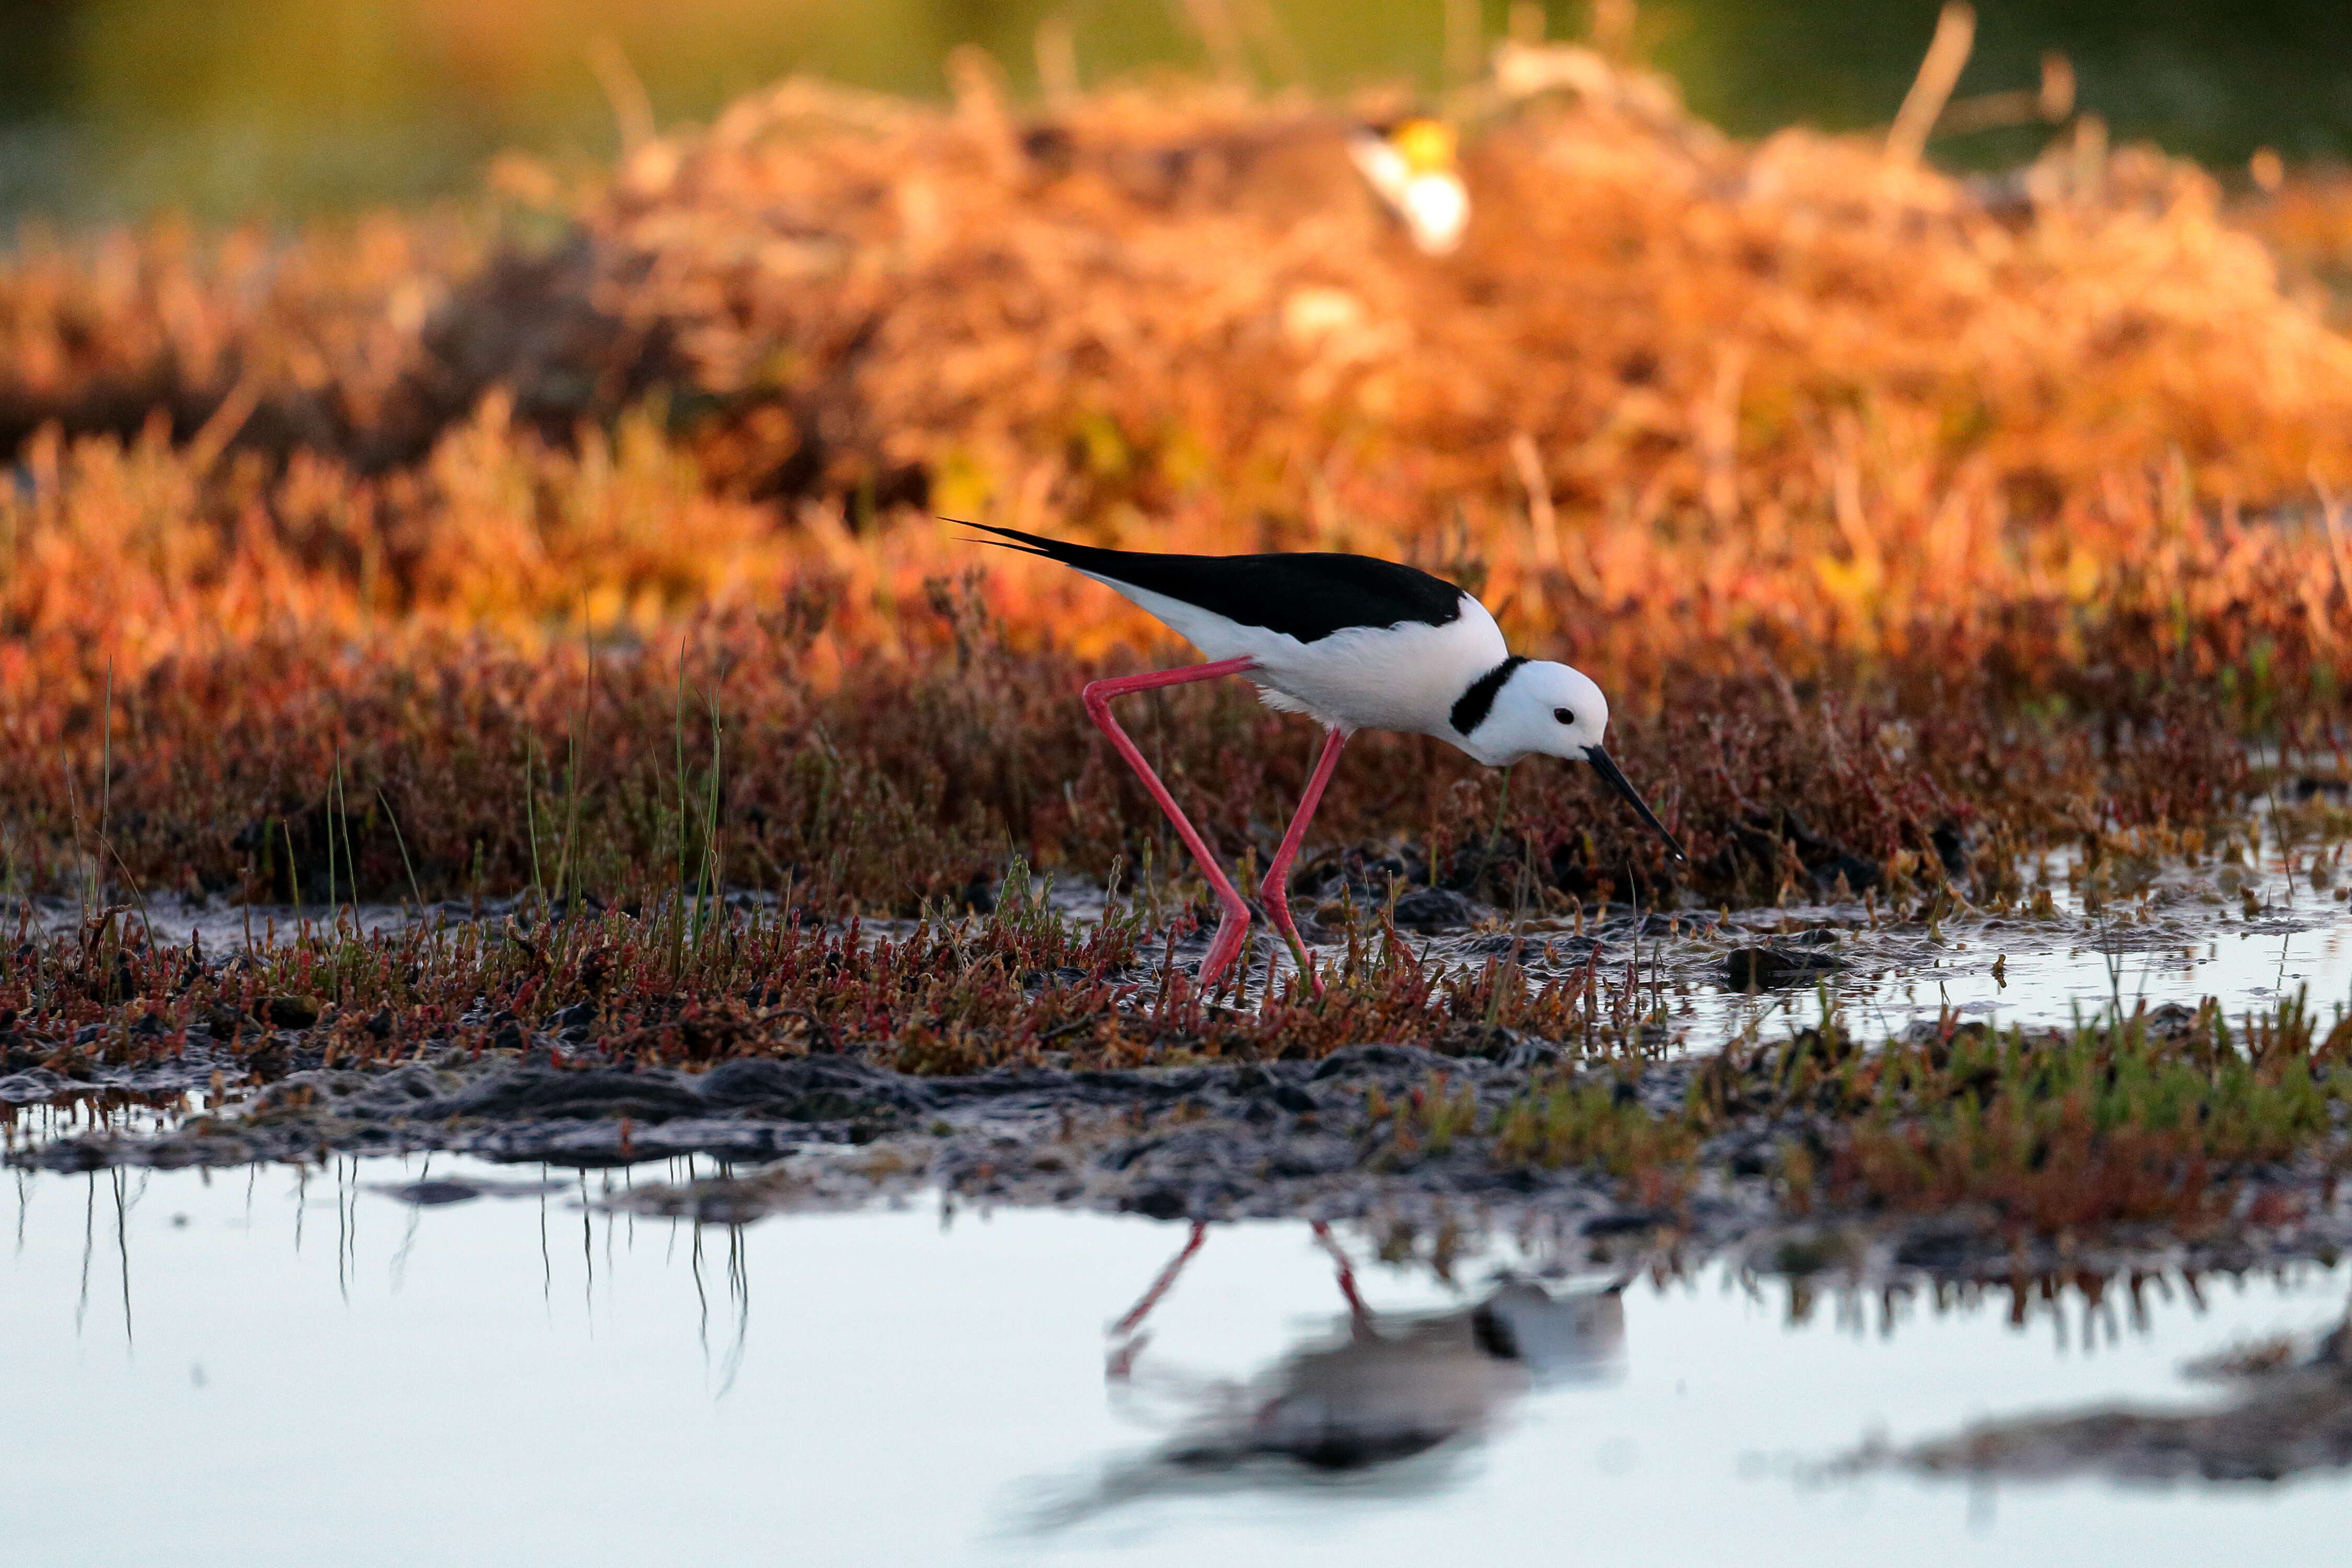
13,1021,2351,1292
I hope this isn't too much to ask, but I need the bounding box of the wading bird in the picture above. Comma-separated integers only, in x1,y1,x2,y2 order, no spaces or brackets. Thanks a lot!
967,524,1684,989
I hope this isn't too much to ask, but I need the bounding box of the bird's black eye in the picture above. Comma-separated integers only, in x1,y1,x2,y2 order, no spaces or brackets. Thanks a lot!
1553,707,1575,726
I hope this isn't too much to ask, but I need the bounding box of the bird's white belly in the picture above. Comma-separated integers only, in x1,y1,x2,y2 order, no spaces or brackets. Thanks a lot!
1094,575,1507,737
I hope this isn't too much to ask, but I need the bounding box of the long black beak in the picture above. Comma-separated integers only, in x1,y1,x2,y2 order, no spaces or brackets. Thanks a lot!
1585,747,1687,863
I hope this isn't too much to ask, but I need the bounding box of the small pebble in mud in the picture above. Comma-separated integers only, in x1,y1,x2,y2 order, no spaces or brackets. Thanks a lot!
1388,888,1482,931
1722,947,1841,988
259,996,320,1030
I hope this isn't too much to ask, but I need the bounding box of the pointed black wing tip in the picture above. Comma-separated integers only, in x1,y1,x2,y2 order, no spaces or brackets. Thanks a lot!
948,517,1036,539
948,517,1050,555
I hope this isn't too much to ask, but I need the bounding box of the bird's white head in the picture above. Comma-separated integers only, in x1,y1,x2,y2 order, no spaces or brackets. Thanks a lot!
1469,660,1610,767
1460,660,1686,861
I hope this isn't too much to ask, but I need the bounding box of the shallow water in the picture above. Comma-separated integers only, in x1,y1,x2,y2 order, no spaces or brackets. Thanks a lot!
1358,845,2352,1044
8,1157,2348,1567
1679,900,2352,1040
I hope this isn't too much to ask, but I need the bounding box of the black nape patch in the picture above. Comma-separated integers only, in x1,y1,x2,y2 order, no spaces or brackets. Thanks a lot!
959,521,1466,642
1449,655,1528,735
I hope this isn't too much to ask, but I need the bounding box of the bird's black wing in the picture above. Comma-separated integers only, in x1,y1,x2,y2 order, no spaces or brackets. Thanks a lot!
959,522,1465,643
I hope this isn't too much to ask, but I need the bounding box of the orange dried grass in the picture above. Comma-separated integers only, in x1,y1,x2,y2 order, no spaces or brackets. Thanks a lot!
0,53,2343,706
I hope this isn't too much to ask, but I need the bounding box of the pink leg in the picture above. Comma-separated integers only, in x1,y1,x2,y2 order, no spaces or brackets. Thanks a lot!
1258,725,1349,994
1084,657,1260,989
1106,1219,1209,1379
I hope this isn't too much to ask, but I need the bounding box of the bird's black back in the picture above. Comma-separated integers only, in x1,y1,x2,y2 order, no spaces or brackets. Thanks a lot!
962,523,1466,643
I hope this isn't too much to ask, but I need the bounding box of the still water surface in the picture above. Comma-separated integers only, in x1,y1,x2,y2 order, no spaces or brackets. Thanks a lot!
7,1157,2349,1567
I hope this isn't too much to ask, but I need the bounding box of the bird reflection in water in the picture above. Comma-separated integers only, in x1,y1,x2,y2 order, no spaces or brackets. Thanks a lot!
1023,1221,1628,1528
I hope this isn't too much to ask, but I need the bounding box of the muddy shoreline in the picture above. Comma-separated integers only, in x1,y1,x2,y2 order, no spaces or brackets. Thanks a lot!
13,1025,2350,1289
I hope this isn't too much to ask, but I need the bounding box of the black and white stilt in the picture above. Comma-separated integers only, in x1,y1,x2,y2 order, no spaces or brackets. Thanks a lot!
966,523,1685,991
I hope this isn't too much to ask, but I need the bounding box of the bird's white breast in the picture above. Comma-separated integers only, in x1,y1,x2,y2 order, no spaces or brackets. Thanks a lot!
1089,572,1508,739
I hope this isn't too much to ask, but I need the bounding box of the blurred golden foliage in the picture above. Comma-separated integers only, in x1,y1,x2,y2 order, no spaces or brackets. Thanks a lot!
0,48,2345,684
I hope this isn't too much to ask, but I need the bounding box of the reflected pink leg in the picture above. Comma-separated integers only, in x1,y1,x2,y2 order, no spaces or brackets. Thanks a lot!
1083,657,1260,989
1310,1220,1375,1338
1257,725,1349,995
1106,1219,1210,1379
